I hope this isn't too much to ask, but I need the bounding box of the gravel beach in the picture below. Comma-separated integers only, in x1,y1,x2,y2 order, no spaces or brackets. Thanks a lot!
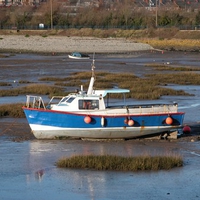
0,35,153,53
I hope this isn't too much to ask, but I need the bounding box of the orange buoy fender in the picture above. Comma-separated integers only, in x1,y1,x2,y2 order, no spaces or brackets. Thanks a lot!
165,117,173,125
124,118,128,124
101,117,105,127
128,119,134,126
84,116,92,124
183,126,191,134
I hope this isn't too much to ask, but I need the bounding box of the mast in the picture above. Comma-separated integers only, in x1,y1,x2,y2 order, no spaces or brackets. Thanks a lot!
87,53,96,95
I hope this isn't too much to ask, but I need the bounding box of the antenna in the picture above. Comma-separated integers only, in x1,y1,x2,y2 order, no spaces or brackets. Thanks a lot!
91,52,95,78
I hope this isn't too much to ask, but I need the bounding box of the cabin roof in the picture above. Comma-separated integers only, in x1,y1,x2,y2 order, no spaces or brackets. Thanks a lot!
94,89,130,97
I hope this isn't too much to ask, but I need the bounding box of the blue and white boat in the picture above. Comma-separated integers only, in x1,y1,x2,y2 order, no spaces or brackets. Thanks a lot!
68,52,90,59
23,59,185,140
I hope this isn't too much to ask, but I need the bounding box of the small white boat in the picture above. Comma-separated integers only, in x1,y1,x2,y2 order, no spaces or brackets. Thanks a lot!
68,52,90,59
23,59,185,140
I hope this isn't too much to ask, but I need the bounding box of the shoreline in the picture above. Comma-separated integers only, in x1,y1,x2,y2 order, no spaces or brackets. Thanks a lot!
0,35,154,54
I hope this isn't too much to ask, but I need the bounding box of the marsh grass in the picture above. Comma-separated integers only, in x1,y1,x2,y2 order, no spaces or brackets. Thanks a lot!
56,154,183,171
55,80,84,87
39,77,71,81
0,82,11,86
0,103,25,117
95,73,190,99
0,54,9,58
18,80,31,84
146,64,200,71
1,71,198,100
0,84,66,97
140,39,200,51
39,71,193,100
146,72,200,85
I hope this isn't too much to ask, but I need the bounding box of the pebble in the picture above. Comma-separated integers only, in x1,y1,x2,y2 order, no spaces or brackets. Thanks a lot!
0,35,154,53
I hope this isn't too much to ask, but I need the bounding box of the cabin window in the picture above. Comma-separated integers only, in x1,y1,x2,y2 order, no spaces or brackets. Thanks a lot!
67,97,75,103
79,100,99,110
60,97,75,103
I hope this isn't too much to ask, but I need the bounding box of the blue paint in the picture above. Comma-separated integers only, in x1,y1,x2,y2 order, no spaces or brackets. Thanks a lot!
23,108,184,129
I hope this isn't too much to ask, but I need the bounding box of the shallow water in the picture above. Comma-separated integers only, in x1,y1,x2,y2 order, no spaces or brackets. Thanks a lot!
0,139,200,200
1,51,200,200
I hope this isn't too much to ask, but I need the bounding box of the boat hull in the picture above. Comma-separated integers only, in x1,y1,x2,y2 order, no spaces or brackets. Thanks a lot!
23,107,184,139
68,55,90,59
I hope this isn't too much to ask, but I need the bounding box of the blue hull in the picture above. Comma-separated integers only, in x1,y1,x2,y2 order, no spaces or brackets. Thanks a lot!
23,107,185,139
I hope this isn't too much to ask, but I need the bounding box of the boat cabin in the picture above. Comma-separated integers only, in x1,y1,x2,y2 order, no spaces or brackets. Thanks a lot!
49,88,130,112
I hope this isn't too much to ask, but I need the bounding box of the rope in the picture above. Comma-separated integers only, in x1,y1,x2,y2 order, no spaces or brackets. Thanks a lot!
0,118,18,136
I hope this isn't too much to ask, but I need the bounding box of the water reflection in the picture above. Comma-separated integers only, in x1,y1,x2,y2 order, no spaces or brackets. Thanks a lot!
1,138,200,200
35,169,45,181
28,139,179,185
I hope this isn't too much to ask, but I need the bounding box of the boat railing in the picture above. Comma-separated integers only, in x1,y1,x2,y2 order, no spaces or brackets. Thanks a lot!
25,95,46,109
106,103,178,113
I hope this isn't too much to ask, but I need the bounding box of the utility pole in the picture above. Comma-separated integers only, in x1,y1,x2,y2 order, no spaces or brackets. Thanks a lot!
50,0,53,29
156,0,158,28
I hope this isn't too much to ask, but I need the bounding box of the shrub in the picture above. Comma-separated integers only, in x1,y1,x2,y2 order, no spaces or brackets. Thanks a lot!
56,154,183,171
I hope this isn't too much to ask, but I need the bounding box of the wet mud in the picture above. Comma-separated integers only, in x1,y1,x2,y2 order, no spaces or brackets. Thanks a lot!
1,51,200,200
0,51,200,141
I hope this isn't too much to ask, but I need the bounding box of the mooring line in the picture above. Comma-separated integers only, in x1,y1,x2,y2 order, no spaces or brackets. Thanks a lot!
0,118,18,136
190,151,200,157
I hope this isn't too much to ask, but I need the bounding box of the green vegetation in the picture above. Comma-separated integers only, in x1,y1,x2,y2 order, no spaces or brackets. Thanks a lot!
0,84,66,97
59,71,193,100
56,154,183,171
140,38,200,51
2,70,199,101
146,64,200,71
0,54,10,58
0,82,11,86
39,77,70,81
0,2,200,32
0,103,25,117
1,69,200,118
18,80,31,84
146,72,200,85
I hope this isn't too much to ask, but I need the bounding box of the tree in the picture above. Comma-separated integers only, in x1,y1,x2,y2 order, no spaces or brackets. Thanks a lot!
195,11,200,26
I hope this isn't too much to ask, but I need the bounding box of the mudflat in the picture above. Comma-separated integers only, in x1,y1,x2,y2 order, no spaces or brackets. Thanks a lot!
0,51,200,142
0,51,200,200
